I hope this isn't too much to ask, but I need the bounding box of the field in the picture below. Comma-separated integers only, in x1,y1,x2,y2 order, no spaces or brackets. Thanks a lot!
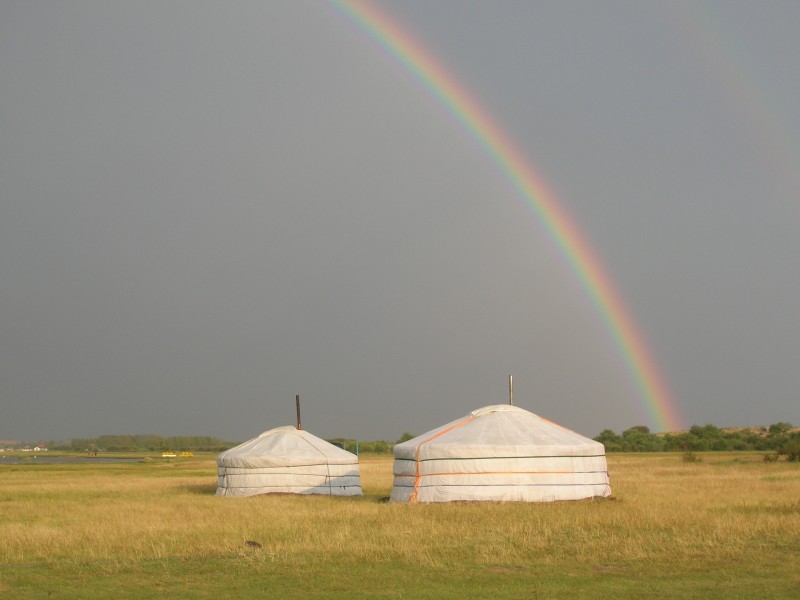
1,453,798,599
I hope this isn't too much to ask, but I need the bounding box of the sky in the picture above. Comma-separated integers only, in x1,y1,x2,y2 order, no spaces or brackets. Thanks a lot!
1,0,798,443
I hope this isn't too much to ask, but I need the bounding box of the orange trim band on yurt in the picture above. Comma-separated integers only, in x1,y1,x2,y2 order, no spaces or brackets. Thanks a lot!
409,416,477,502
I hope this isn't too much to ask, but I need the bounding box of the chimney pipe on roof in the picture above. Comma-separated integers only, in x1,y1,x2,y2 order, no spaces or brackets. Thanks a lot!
296,394,302,430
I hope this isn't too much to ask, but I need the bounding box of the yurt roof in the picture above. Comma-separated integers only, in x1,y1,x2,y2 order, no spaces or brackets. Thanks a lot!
394,404,603,460
217,426,357,469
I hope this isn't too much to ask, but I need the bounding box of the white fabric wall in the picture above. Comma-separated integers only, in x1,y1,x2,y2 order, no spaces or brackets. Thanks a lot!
216,463,362,497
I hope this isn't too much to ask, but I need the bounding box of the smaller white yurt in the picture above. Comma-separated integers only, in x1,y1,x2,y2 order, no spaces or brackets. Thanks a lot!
216,426,362,497
390,404,610,503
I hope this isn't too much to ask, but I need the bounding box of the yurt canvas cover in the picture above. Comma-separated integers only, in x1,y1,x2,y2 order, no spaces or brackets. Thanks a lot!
216,426,362,497
390,405,610,503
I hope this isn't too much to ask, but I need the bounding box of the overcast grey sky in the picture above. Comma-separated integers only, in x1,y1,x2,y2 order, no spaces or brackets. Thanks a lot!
1,1,798,443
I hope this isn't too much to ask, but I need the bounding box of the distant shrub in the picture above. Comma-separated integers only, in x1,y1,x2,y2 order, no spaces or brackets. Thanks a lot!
682,451,702,463
768,422,794,436
783,440,800,462
762,453,779,463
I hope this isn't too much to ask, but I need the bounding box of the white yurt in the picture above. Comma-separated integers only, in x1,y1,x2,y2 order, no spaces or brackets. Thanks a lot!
390,404,610,503
216,426,362,497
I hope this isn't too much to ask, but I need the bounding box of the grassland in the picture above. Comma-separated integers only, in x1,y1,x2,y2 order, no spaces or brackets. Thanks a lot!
1,452,798,599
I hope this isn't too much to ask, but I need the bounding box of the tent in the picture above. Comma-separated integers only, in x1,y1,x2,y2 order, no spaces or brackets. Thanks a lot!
216,426,362,497
390,404,610,503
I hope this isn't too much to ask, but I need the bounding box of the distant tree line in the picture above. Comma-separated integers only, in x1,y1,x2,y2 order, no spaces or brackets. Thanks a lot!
46,433,414,454
325,433,418,454
325,439,389,454
595,422,800,458
33,424,800,459
54,434,239,452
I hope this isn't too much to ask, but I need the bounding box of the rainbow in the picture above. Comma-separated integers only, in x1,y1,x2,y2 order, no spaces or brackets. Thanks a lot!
331,0,683,432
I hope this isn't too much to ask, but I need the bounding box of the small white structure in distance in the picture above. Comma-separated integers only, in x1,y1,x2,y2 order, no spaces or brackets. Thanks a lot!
216,426,362,497
390,404,611,503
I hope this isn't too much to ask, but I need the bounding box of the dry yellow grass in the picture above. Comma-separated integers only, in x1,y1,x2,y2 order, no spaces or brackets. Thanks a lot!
1,452,798,598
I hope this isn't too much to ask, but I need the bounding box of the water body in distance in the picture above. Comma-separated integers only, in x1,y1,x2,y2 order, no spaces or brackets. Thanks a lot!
0,456,144,464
